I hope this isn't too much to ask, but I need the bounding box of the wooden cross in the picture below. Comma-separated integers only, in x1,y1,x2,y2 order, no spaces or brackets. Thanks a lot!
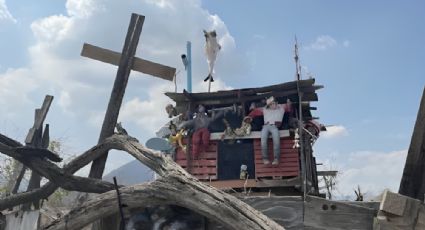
81,13,176,179
12,95,53,210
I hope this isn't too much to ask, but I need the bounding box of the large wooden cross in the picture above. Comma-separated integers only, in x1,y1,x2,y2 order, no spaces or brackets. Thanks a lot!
81,13,176,179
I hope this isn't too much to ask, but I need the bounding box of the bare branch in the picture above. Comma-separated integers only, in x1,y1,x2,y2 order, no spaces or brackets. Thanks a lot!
0,143,116,193
43,135,284,230
0,134,134,210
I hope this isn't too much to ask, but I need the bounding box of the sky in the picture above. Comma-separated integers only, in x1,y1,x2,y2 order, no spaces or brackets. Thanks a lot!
0,0,424,199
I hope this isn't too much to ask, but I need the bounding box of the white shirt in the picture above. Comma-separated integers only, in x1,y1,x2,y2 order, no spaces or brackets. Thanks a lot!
263,105,285,125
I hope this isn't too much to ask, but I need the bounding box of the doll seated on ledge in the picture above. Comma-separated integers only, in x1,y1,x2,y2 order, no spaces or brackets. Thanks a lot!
221,116,252,143
248,96,293,166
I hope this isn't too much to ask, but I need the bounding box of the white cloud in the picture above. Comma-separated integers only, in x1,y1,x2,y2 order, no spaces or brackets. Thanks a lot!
343,40,350,47
66,0,104,18
305,35,337,51
305,36,351,51
31,15,73,43
0,0,245,171
0,0,16,23
321,125,348,139
332,150,407,200
58,90,72,113
0,68,39,118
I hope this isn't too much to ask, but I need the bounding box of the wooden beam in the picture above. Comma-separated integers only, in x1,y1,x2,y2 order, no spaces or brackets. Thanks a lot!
399,86,425,201
210,130,290,141
205,177,301,189
25,95,53,145
317,170,338,177
81,43,176,81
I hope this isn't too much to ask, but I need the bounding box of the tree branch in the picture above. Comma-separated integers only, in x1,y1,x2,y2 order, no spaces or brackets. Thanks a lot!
0,133,285,230
43,135,285,230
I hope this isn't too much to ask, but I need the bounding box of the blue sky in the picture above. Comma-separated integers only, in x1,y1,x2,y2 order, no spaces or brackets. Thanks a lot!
0,0,424,198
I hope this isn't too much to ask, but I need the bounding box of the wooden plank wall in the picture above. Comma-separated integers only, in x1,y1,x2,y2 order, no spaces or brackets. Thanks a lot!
175,137,300,181
175,142,218,181
253,138,300,179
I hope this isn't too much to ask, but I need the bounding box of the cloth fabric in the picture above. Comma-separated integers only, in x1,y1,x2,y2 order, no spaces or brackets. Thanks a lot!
180,109,224,158
191,127,210,157
261,124,280,160
249,104,291,126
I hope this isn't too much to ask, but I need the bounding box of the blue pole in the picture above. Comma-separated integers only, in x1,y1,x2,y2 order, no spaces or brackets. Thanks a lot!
187,41,192,93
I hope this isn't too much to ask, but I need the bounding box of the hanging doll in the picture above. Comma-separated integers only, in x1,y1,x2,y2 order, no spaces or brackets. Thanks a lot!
203,30,221,82
179,105,224,159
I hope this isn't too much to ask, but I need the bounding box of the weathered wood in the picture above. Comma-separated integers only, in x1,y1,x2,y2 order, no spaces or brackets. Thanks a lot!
40,135,284,230
210,130,290,140
0,133,23,147
88,13,145,180
15,147,62,162
380,191,407,216
81,43,176,81
25,98,53,210
167,79,318,101
86,13,176,182
41,124,50,149
0,134,126,210
25,95,53,145
167,88,320,106
375,190,424,230
317,171,338,177
167,80,321,102
0,142,117,194
417,205,425,230
0,133,284,230
304,195,376,230
399,86,425,201
242,196,303,229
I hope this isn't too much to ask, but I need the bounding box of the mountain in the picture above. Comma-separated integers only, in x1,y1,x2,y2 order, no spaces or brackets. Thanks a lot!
103,160,154,185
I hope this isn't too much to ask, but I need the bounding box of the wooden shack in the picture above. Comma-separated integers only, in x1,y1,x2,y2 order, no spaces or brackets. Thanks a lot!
165,78,324,196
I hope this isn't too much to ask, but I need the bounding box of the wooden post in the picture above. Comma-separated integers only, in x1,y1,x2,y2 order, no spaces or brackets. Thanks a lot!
183,90,194,173
399,86,425,201
22,95,54,210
